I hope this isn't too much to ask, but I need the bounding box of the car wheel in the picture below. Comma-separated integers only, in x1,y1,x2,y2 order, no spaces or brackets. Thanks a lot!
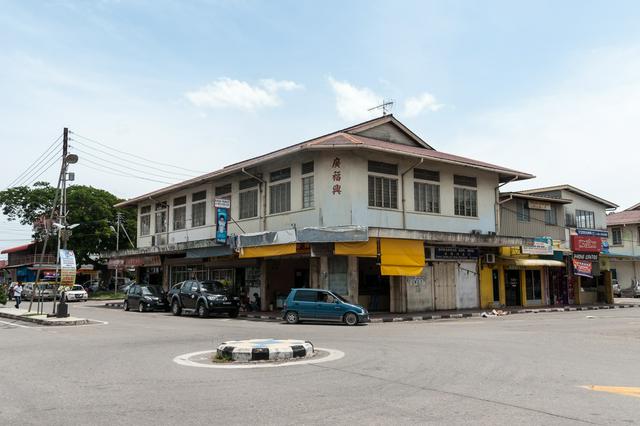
285,311,299,324
123,301,129,311
228,309,239,318
197,303,209,318
344,312,358,326
171,300,182,316
138,303,145,313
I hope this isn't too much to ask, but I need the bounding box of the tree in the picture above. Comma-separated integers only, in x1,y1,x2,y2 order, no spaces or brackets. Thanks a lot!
0,182,136,266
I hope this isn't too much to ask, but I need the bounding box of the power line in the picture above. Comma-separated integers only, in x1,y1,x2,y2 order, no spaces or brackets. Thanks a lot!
69,137,198,179
21,149,62,187
70,131,206,174
75,162,175,185
70,145,186,182
5,135,62,189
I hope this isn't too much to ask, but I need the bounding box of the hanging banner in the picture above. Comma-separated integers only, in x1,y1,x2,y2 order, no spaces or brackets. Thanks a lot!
572,258,593,278
216,207,228,244
521,237,553,255
571,235,602,253
59,249,77,286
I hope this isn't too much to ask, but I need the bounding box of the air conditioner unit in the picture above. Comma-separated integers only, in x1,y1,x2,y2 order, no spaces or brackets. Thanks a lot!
471,229,482,235
487,231,496,236
484,253,496,264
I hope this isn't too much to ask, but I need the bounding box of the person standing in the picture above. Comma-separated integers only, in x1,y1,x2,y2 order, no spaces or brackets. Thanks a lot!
13,282,22,309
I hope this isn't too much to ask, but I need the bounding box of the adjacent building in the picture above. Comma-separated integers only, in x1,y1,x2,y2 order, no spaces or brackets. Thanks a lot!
606,203,640,290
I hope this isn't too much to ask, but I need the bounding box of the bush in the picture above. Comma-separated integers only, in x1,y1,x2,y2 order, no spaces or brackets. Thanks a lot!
0,288,7,306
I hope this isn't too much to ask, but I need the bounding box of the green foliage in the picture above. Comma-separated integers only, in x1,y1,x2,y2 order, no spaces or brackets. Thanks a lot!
0,287,7,305
0,182,136,266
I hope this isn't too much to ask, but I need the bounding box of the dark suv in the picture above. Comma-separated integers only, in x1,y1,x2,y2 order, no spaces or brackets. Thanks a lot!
170,280,239,318
124,285,168,312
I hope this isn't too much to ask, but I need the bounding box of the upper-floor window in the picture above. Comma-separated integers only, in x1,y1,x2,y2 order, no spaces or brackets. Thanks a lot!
368,160,398,209
453,175,477,217
191,191,206,227
611,227,622,245
269,168,291,214
544,208,557,225
302,161,314,209
413,168,440,213
239,178,259,219
173,196,186,230
154,202,168,234
140,205,151,236
516,199,530,222
575,210,595,229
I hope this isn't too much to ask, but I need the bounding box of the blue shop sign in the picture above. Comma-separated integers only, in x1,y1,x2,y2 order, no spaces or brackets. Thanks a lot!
576,229,609,238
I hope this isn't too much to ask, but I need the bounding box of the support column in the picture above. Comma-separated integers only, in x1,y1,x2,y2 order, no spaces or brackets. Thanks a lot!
260,260,268,311
319,256,329,290
162,260,170,292
309,257,320,289
347,256,359,304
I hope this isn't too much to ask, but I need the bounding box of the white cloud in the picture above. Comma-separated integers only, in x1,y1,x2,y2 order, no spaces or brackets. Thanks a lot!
403,92,443,117
328,77,382,121
186,78,302,111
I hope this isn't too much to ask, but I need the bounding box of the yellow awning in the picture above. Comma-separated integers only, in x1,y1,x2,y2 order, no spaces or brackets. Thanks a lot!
334,240,377,257
239,243,297,259
500,257,565,267
380,238,425,276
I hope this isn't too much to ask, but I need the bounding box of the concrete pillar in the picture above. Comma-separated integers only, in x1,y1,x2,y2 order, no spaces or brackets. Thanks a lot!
260,260,268,311
347,256,359,304
603,270,613,304
162,261,170,292
309,257,320,289
389,276,407,313
319,256,329,290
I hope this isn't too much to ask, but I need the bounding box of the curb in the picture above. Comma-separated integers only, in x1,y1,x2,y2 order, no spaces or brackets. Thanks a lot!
104,302,124,309
0,311,89,326
217,339,314,362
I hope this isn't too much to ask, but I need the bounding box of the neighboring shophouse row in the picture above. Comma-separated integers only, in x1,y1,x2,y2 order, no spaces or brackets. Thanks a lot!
606,204,640,290
108,115,537,313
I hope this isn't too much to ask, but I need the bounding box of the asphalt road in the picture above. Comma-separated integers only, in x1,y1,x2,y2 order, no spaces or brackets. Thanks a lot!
1,302,639,425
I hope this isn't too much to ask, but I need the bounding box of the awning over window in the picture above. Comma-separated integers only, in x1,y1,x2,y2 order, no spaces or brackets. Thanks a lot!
500,257,565,267
334,240,377,258
380,238,425,276
239,243,297,259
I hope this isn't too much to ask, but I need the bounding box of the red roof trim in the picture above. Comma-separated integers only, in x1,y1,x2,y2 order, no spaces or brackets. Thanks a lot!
0,243,35,254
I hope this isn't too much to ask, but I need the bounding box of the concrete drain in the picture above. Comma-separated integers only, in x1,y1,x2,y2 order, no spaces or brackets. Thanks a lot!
173,338,344,369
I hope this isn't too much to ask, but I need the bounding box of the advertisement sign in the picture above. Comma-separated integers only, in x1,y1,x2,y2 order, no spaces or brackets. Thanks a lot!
528,200,551,211
571,235,602,253
572,258,593,278
434,247,479,260
216,207,228,244
59,249,77,286
521,237,553,255
214,198,231,209
576,229,609,238
573,253,599,261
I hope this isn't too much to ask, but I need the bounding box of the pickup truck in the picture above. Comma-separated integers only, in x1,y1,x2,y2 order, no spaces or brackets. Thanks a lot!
169,280,239,318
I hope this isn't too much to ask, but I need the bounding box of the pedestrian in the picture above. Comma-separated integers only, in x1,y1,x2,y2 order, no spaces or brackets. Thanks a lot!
13,282,23,309
250,292,261,312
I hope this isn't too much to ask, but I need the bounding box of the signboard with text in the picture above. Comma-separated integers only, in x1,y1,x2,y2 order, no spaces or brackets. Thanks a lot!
572,258,593,278
215,207,228,244
434,247,479,260
571,235,602,253
214,198,231,209
59,249,77,286
521,237,553,255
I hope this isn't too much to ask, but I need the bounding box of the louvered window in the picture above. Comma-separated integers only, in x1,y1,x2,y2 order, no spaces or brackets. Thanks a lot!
368,176,398,208
453,175,477,187
368,161,398,176
414,168,440,182
414,182,440,213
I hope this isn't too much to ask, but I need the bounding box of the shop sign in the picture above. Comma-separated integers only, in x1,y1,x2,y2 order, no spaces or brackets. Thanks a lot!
107,258,125,270
528,200,551,211
521,237,553,255
576,229,609,238
216,207,228,244
434,247,479,260
572,258,593,278
214,198,231,209
59,249,76,286
123,256,161,267
571,235,602,253
573,253,598,261
331,157,342,195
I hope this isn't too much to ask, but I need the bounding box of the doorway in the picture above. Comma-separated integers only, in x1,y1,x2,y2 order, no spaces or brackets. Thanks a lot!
505,270,521,306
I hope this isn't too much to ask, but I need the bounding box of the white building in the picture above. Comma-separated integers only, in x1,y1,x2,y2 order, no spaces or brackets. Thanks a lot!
606,203,640,292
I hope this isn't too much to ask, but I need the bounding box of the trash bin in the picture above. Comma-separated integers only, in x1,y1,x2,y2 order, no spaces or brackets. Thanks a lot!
56,302,69,318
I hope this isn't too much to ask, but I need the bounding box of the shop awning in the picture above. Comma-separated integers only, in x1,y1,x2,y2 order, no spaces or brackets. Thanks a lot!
380,238,425,276
334,239,377,257
239,243,297,259
500,258,565,267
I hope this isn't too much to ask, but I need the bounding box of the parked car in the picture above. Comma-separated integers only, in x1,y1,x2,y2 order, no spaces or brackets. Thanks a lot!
60,284,88,302
124,284,168,312
620,279,640,298
82,280,100,293
282,288,369,326
22,283,56,300
169,280,239,318
167,282,184,303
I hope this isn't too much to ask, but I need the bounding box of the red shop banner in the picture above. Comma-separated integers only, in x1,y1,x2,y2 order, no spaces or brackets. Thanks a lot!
571,235,602,253
572,259,593,278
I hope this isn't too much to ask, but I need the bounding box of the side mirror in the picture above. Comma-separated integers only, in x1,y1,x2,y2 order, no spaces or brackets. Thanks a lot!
335,299,340,304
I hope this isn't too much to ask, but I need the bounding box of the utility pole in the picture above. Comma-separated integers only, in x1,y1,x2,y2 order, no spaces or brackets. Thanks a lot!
114,212,122,295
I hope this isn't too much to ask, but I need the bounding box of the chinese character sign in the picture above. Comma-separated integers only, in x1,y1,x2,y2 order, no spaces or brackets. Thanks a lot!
331,157,342,195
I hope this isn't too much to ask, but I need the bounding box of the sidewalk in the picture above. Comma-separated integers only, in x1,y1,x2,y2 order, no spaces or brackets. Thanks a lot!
0,305,89,326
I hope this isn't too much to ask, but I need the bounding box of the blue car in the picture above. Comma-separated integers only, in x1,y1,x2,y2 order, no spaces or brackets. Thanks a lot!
282,288,369,326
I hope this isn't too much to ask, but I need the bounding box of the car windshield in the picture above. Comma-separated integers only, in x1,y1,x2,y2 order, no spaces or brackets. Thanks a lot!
141,286,161,296
199,281,226,293
72,285,83,291
333,293,349,303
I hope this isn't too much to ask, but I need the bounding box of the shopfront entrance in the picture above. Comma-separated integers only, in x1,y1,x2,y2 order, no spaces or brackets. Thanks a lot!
505,270,521,306
358,258,390,312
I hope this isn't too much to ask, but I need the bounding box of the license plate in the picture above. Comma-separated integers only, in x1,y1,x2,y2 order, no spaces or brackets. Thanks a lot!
222,302,231,305
76,295,83,298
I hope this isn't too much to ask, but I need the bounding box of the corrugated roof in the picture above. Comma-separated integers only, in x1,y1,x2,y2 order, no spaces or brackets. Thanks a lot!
519,185,618,209
0,243,35,254
607,210,640,226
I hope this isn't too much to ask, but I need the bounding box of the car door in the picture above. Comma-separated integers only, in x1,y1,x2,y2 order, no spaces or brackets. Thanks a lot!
128,285,140,309
181,281,197,309
290,290,318,320
315,291,345,321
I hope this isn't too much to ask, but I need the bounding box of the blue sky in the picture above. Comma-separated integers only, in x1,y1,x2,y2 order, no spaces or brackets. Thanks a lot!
2,0,640,251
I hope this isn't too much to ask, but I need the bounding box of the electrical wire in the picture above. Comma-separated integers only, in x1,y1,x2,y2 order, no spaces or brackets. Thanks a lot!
75,162,175,185
5,134,62,188
7,141,62,188
70,145,185,182
70,131,206,174
22,150,63,187
69,137,199,179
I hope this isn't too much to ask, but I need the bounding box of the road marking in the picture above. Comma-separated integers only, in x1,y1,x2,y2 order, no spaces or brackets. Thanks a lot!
582,385,640,399
173,348,344,369
0,319,32,328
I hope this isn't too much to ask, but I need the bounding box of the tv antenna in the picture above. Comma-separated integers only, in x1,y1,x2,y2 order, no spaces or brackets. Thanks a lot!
368,99,394,116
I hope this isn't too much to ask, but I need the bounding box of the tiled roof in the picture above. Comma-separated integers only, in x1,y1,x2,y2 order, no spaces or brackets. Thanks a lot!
607,210,640,226
0,243,34,254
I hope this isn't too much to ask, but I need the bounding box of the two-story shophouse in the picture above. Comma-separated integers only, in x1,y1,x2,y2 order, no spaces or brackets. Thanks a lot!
107,115,534,313
516,185,618,305
606,203,640,291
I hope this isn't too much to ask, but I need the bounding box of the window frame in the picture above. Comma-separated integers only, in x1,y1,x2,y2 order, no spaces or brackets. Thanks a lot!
368,174,399,209
191,190,207,228
575,209,596,229
140,205,151,236
516,199,530,222
413,181,440,214
301,161,314,209
154,202,168,234
453,187,478,217
172,196,187,231
239,187,259,220
611,227,622,246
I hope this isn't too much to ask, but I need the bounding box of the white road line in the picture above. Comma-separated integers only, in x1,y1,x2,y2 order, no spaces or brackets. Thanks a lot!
0,319,32,328
173,348,345,369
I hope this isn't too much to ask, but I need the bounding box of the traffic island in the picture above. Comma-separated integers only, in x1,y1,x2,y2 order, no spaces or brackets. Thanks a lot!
0,307,89,326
